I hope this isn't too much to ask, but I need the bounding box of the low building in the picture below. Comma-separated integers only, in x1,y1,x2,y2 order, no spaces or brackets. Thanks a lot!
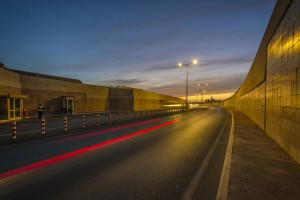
0,63,184,123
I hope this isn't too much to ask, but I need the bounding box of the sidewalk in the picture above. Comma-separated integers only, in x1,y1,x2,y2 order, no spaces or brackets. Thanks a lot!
227,110,300,200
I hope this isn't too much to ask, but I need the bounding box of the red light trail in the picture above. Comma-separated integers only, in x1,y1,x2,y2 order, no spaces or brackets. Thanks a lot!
0,119,177,180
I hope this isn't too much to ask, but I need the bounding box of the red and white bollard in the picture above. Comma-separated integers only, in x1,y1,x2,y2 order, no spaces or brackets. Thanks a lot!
97,114,100,126
41,117,46,135
64,116,68,131
11,121,16,140
82,115,86,128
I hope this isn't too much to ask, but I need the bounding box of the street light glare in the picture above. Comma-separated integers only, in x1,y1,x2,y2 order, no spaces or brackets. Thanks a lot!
178,62,182,67
193,60,198,64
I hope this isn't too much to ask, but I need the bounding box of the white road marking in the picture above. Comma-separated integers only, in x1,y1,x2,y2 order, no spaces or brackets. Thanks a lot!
181,110,229,200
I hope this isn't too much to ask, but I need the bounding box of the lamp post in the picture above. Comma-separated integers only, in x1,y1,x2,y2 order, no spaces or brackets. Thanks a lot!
178,60,197,110
198,83,208,103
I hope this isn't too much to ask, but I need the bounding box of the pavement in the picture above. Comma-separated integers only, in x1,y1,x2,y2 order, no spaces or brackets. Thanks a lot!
226,109,300,200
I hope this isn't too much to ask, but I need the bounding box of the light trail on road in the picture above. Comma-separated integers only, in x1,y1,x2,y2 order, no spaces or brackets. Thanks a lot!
0,107,230,200
0,119,177,180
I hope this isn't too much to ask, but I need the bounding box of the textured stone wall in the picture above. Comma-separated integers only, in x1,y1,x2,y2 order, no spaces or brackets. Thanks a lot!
239,82,266,129
222,0,300,164
266,0,300,163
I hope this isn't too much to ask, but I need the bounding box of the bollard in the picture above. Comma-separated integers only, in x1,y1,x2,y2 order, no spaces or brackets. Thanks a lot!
64,116,68,131
41,117,46,135
97,114,100,126
127,113,129,121
82,115,86,128
118,112,121,122
11,121,16,140
134,112,137,120
109,113,111,124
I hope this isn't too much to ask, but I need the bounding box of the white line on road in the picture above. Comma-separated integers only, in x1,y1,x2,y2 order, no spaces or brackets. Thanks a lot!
216,109,234,200
181,110,229,200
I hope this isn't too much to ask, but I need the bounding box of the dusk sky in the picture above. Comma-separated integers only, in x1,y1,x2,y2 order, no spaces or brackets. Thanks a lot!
0,0,276,100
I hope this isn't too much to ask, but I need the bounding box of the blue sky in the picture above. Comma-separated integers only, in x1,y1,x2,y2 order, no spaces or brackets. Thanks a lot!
0,0,276,100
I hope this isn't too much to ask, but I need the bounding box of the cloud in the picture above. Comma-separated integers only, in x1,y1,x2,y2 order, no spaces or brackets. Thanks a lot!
143,55,253,73
99,78,144,86
145,72,247,97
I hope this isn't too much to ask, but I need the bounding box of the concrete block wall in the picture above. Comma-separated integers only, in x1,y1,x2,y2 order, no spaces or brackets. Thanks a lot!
222,0,300,164
239,82,266,129
19,74,109,114
0,66,21,95
1,64,183,117
266,0,300,163
133,89,185,111
109,88,134,111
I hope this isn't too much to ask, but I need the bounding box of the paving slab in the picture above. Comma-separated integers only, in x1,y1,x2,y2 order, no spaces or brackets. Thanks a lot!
227,110,300,200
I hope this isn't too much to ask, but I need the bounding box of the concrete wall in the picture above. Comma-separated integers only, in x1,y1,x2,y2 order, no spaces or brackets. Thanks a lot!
0,64,21,95
1,64,184,118
0,65,110,117
109,88,134,111
133,88,185,111
222,0,300,164
19,74,109,115
266,0,300,164
109,87,185,111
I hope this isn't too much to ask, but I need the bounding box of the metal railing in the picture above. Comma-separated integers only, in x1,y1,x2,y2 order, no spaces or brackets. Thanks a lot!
0,109,184,144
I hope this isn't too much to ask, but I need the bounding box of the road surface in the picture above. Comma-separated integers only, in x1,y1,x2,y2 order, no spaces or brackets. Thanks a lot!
0,106,231,200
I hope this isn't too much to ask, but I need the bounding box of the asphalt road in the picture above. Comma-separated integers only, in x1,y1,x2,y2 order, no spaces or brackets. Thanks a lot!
0,106,231,200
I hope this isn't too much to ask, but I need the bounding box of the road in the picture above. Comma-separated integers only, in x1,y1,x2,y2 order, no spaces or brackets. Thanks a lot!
0,106,231,200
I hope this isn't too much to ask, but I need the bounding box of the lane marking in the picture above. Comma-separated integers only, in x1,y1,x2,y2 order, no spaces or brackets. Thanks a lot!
216,109,234,200
0,119,177,181
181,110,229,200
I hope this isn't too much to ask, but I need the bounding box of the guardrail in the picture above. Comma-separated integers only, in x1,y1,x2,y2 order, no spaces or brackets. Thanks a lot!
0,109,184,145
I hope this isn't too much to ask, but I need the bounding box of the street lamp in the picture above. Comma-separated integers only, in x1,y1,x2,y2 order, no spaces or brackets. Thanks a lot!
198,83,208,103
178,59,197,110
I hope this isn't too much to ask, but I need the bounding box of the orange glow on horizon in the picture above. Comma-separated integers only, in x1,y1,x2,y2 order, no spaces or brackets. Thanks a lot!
179,92,235,102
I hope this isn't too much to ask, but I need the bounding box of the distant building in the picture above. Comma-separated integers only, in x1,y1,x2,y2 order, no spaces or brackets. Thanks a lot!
0,63,184,123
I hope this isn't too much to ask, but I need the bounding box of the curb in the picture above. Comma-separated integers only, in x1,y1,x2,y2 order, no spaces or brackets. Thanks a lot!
216,108,234,200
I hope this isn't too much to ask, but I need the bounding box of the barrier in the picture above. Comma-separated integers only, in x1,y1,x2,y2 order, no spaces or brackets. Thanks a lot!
41,118,46,135
82,115,86,128
97,114,100,126
11,121,16,140
64,116,67,131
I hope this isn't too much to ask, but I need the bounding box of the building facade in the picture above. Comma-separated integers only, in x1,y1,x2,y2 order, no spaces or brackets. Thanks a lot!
0,63,184,123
